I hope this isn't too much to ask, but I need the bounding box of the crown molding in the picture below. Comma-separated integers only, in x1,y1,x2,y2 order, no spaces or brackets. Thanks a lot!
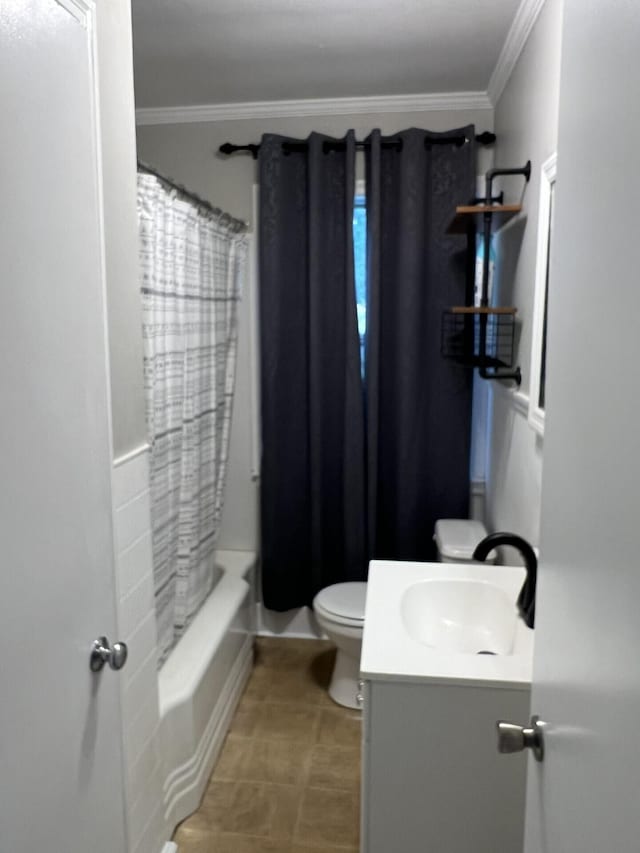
487,0,548,107
135,91,493,126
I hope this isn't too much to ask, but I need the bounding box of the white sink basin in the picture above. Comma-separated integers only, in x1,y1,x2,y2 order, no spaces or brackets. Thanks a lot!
401,578,518,656
361,560,533,687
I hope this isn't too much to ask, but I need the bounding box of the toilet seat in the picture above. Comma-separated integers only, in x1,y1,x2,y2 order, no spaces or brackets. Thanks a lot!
313,582,367,628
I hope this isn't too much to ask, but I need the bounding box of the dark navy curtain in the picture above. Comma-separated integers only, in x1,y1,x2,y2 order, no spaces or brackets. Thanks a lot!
259,133,366,611
365,127,476,562
259,127,475,612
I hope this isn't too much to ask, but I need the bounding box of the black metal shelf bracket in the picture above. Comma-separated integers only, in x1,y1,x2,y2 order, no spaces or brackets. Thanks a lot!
479,364,522,384
478,161,531,386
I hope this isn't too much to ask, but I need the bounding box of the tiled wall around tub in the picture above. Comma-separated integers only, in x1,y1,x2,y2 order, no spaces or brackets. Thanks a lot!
112,445,168,853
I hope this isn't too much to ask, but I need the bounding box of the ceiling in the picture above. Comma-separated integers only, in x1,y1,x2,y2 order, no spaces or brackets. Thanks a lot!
131,0,522,109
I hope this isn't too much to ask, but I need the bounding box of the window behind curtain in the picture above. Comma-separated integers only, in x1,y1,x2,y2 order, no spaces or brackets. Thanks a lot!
353,190,367,374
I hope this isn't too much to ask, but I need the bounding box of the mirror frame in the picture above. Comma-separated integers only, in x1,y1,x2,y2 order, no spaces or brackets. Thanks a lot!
528,152,557,436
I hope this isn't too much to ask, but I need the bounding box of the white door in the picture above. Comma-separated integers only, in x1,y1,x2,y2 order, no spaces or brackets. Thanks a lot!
523,2,640,851
0,2,128,852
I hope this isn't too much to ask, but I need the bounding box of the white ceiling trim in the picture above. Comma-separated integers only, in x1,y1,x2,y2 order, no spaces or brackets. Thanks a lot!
135,91,493,127
487,0,548,106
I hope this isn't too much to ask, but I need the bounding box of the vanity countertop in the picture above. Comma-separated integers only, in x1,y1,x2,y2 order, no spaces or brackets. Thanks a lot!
360,559,534,689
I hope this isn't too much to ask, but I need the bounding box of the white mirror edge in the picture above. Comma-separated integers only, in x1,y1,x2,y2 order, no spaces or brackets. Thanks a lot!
528,152,557,437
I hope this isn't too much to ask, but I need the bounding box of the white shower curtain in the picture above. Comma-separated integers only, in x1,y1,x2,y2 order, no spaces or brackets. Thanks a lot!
137,172,247,666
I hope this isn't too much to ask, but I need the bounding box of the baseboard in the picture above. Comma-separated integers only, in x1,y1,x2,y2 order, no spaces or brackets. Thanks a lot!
257,603,325,639
162,636,254,830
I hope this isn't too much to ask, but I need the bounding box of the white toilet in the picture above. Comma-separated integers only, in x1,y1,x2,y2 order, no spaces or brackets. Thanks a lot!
313,581,368,708
433,518,493,564
312,518,491,708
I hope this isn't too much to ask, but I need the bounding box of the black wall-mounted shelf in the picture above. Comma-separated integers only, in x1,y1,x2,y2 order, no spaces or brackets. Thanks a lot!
446,204,522,235
442,161,531,385
442,307,517,370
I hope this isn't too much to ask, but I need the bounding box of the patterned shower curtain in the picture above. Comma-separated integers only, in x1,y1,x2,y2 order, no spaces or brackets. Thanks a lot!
137,172,247,666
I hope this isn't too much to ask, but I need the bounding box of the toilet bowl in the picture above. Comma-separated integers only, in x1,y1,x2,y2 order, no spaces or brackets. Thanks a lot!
313,582,367,709
313,519,491,709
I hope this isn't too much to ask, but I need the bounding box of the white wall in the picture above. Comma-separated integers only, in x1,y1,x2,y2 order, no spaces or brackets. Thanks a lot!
215,230,260,552
97,0,147,459
136,106,495,556
484,0,563,548
112,450,166,853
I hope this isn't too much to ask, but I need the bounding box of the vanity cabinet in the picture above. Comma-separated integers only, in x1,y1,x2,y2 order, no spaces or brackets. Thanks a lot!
359,675,530,853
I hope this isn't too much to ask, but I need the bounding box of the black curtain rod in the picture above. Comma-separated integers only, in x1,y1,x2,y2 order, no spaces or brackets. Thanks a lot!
218,131,496,161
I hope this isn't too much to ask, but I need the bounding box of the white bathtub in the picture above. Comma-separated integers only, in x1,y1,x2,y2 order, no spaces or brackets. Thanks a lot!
158,549,257,832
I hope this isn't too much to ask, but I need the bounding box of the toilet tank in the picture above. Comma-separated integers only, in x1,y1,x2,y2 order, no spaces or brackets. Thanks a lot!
434,519,494,564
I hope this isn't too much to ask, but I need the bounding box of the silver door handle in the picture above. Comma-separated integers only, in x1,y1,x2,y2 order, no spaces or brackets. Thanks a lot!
90,636,128,672
496,715,545,761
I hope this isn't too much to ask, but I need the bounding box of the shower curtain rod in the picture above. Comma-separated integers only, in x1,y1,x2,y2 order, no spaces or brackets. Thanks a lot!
137,160,248,232
218,131,496,160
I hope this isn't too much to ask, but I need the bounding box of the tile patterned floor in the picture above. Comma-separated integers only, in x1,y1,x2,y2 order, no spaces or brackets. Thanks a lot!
173,637,362,853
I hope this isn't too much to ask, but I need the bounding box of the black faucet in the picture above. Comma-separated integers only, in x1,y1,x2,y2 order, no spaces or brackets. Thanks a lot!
472,532,537,629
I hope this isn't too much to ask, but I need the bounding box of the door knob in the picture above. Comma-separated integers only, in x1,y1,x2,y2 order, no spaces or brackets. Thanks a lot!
90,636,128,672
496,715,545,761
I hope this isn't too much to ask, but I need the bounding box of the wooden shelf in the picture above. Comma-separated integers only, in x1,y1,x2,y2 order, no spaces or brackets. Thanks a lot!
447,204,522,235
449,306,517,315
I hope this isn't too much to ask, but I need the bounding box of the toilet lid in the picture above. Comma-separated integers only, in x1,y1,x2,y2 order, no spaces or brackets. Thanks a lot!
313,582,367,622
434,519,488,560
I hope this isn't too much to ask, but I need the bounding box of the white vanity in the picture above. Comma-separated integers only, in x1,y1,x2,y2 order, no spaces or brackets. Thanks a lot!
359,560,534,853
